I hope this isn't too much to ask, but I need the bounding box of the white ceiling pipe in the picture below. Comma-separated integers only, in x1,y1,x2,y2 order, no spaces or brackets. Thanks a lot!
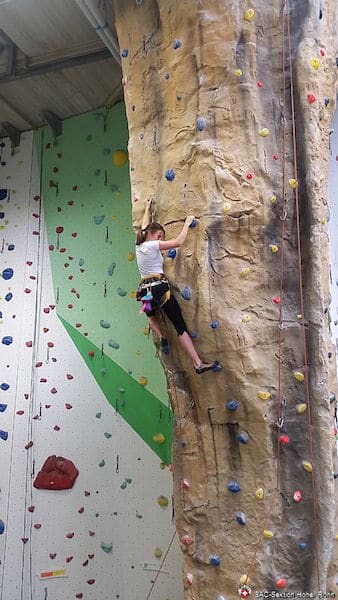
74,0,121,65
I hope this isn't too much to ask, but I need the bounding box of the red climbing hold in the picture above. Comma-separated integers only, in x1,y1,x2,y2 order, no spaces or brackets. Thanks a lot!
65,403,73,410
72,232,78,237
78,507,84,514
87,579,95,585
89,531,95,536
43,328,49,333
40,378,47,383
26,261,33,266
34,524,41,529
293,490,302,503
66,532,75,539
257,81,263,87
24,288,31,294
67,304,73,309
49,304,55,310
66,556,73,563
276,578,287,589
320,49,325,57
47,342,54,348
279,435,290,444
49,553,56,559
28,506,35,512
25,441,33,449
246,173,253,180
273,155,279,160
33,456,79,490
16,410,24,415
49,245,54,251
43,307,50,313
25,341,33,347
60,247,66,253
36,362,43,367
66,374,74,380
75,594,83,599
88,554,94,559
56,226,64,234
307,93,316,104
22,537,29,543
88,350,95,358
53,425,60,431
50,388,57,394
272,296,281,304
83,560,89,567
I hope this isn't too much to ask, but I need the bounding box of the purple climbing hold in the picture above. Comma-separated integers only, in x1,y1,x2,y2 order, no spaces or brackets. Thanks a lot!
0,430,8,441
0,404,7,412
2,268,13,280
166,249,177,259
2,336,13,345
121,48,129,58
0,383,9,391
165,169,175,182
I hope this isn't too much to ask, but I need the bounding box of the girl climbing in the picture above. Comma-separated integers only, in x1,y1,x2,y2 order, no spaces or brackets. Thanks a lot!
135,199,220,375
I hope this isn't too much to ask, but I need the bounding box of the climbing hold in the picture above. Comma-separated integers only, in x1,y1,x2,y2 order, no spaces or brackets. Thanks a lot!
139,376,147,386
0,520,4,534
99,320,111,329
259,128,270,137
276,578,287,589
121,48,128,58
5,293,13,302
153,433,165,444
257,81,263,87
0,404,7,412
117,288,127,296
241,315,251,323
222,202,231,214
228,481,241,493
181,535,192,545
104,432,111,439
226,399,238,411
258,391,270,401
120,481,127,489
2,267,13,280
98,459,105,467
210,320,219,329
302,461,313,473
94,215,105,225
238,432,248,444
263,530,274,539
0,383,9,391
272,296,281,304
293,490,302,503
100,541,113,553
270,244,279,253
112,150,128,166
182,479,190,489
165,168,175,181
255,488,264,500
153,547,162,559
279,435,290,445
236,511,246,525
127,252,135,261
310,57,320,70
244,8,255,20
181,287,191,300
0,431,8,441
157,495,169,507
108,262,116,276
307,93,316,104
288,178,298,189
240,267,250,278
299,542,307,551
246,173,253,180
88,350,95,358
235,69,243,77
209,555,221,566
294,371,304,382
189,218,198,228
167,248,177,259
173,39,182,49
296,403,307,414
196,117,206,131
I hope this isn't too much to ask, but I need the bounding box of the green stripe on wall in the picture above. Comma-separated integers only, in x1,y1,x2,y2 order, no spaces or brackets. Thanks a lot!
59,315,173,464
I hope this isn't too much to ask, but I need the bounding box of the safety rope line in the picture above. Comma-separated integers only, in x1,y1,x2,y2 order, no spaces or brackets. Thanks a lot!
145,529,177,600
285,2,320,587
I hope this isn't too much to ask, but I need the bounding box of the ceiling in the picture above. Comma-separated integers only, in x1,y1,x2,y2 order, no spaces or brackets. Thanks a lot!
0,0,122,141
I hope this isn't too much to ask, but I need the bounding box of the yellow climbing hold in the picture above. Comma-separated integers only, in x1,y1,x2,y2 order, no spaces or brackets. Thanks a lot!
153,547,162,559
335,534,338,541
244,8,255,21
288,178,298,189
258,391,271,401
143,327,150,335
270,244,279,253
157,495,169,507
242,315,251,323
222,202,231,214
270,194,277,204
302,461,313,473
112,149,128,166
153,433,166,444
321,217,327,225
294,371,304,382
259,128,270,137
240,267,250,278
310,57,320,70
235,69,243,77
296,403,307,414
297,314,303,320
159,462,166,470
139,376,148,386
263,530,274,539
127,252,135,261
129,291,136,299
240,574,250,586
255,488,264,500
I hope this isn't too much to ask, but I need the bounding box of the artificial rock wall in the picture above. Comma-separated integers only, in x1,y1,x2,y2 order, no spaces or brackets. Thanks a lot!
113,0,338,597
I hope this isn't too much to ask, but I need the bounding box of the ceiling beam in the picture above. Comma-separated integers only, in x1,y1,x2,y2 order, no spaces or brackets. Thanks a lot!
42,111,62,137
0,46,116,84
0,93,37,128
1,121,20,148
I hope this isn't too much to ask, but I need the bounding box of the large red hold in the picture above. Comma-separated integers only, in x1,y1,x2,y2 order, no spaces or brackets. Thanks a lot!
33,455,79,490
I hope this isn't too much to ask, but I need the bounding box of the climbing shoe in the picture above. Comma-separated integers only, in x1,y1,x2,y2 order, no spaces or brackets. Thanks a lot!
160,338,169,355
195,360,221,375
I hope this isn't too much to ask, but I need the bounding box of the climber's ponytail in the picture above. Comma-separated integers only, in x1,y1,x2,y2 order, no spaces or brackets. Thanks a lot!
135,222,165,245
136,229,147,245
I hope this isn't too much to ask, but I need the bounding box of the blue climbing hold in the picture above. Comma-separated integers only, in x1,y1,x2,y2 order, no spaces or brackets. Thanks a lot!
209,555,221,566
2,336,13,345
0,404,7,412
176,95,182,101
226,399,238,411
196,117,206,131
0,212,4,218
0,430,8,441
2,267,13,280
173,39,182,49
212,362,222,372
121,48,129,58
165,169,175,182
189,331,198,339
236,511,246,525
8,244,15,251
108,263,116,276
0,383,9,391
0,190,8,201
0,311,2,318
5,293,13,302
237,432,249,444
189,218,198,228
210,320,219,329
181,287,191,301
228,481,241,493
164,73,170,80
94,215,105,225
299,542,307,551
166,249,177,259
0,520,4,534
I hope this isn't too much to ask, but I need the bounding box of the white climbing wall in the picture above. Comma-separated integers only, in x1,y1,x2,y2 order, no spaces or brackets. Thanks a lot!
328,109,338,355
0,131,183,600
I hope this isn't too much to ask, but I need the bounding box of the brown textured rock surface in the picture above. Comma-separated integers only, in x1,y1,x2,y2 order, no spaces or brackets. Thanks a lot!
114,0,337,596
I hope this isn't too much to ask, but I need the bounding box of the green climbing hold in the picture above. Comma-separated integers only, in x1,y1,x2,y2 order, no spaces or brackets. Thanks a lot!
120,481,127,489
117,288,127,297
100,542,113,553
99,459,105,467
108,339,120,349
100,320,111,329
104,432,112,439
